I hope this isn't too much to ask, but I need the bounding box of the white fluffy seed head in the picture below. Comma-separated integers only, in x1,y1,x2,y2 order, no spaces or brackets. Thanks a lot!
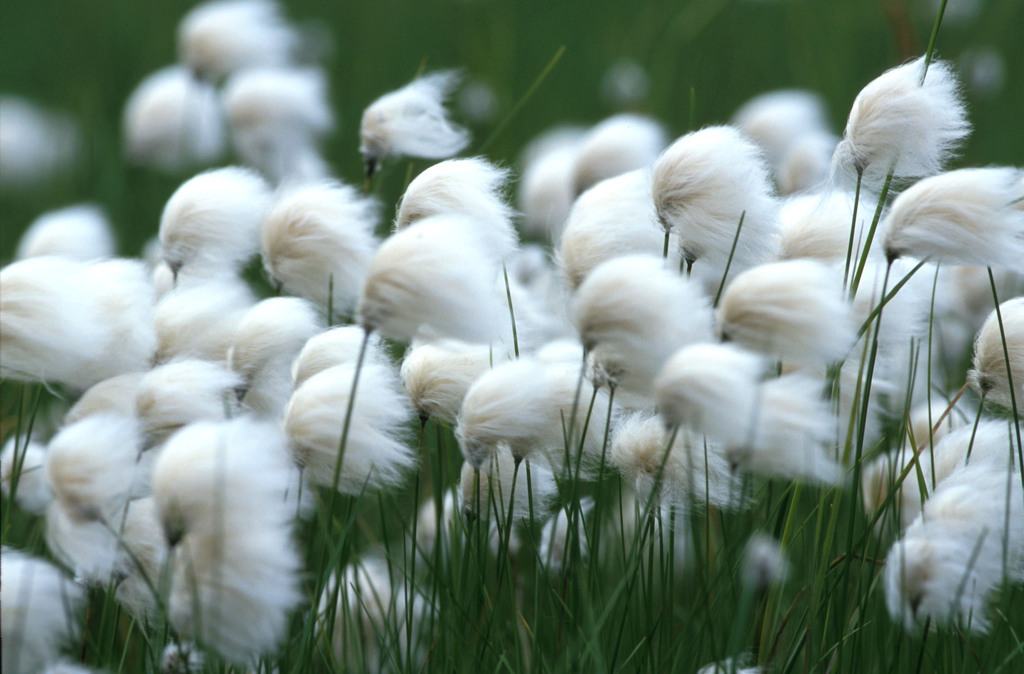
778,191,879,262
1,548,86,674
776,130,838,195
122,66,226,172
222,66,334,184
831,57,970,187
136,359,242,450
884,464,1024,633
731,89,832,173
717,259,855,366
459,444,557,526
557,169,679,290
0,96,80,191
725,374,842,485
394,157,518,261
228,297,324,417
654,343,766,443
290,326,389,390
152,418,302,662
153,275,255,363
539,499,594,573
358,214,506,343
159,166,271,276
177,0,298,81
517,126,586,238
0,257,157,391
571,113,667,196
1,436,51,514
456,358,615,475
400,339,500,424
261,181,379,316
610,411,741,512
45,414,145,524
882,167,1024,270
969,298,1024,409
284,362,415,493
571,254,714,394
360,70,470,176
16,204,116,261
65,372,144,426
742,533,789,593
652,125,780,276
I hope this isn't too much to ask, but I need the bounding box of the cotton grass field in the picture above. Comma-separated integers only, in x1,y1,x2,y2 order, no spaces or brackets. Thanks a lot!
1,1,1023,673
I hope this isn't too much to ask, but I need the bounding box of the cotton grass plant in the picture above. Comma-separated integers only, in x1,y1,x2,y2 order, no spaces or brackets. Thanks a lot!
3,2,1024,672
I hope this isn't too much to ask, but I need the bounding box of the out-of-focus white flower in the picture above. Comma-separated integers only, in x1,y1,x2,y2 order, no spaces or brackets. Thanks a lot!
16,204,116,261
0,96,80,192
290,325,390,390
1,436,51,514
572,113,667,196
968,298,1024,410
517,126,585,239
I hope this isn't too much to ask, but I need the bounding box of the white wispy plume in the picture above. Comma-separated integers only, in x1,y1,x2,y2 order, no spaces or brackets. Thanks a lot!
400,339,503,424
572,255,714,394
152,418,302,663
1,436,51,514
882,167,1024,270
261,180,379,317
884,462,1024,633
45,414,147,525
122,66,226,172
291,325,390,390
517,126,586,238
360,70,470,177
652,125,780,276
968,297,1024,410
64,372,144,425
831,56,970,187
394,157,518,261
16,203,116,261
222,66,334,184
177,0,298,81
459,443,557,526
539,499,594,573
557,169,680,290
778,191,879,262
0,257,156,391
571,113,667,195
0,96,80,191
1,548,86,674
158,166,271,278
777,130,838,195
726,374,843,485
153,274,255,363
863,420,1019,532
284,362,416,493
358,214,506,343
742,533,789,593
109,497,170,623
655,343,766,445
716,259,855,367
731,89,833,182
318,554,424,671
228,297,324,417
456,358,616,476
610,411,741,512
136,359,243,451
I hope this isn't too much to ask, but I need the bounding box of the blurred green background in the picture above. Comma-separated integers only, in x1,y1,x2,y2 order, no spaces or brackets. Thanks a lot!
2,0,1022,262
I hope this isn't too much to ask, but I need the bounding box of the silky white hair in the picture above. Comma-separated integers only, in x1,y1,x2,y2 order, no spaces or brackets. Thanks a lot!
16,203,116,261
716,259,855,367
158,166,271,276
0,257,156,391
517,126,586,238
400,339,503,424
968,297,1024,410
882,167,1024,271
64,372,145,426
122,66,225,172
459,443,557,527
1,436,51,515
572,254,714,394
731,89,832,178
571,113,667,196
831,57,970,187
222,66,334,184
360,70,470,176
284,362,416,493
153,274,256,363
358,214,507,343
1,548,86,674
290,325,390,390
777,191,880,263
652,125,780,277
228,297,325,417
557,169,680,290
152,418,302,662
177,0,298,81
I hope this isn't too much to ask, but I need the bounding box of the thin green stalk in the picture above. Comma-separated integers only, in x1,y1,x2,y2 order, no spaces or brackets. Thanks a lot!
849,172,893,298
502,264,520,358
714,211,745,308
478,45,566,153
